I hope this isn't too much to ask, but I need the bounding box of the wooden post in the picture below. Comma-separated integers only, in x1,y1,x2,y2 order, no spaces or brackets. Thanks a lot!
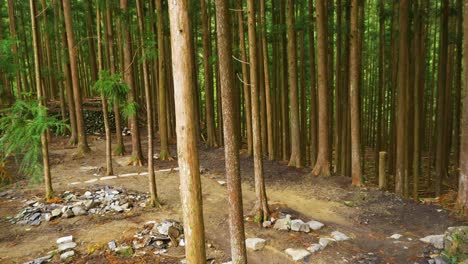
379,151,387,190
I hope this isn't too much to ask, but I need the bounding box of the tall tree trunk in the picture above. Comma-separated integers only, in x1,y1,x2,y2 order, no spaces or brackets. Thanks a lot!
312,0,331,177
286,0,301,168
85,0,98,85
62,0,90,154
30,0,53,200
120,0,144,165
309,0,318,167
156,0,172,160
456,0,468,217
168,1,207,262
96,5,113,177
137,0,159,206
350,0,362,186
215,1,247,262
247,0,270,222
260,0,274,161
7,0,21,99
237,0,253,155
395,0,410,196
201,0,217,147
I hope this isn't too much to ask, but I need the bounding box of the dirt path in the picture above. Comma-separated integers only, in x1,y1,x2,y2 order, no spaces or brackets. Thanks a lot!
0,136,466,263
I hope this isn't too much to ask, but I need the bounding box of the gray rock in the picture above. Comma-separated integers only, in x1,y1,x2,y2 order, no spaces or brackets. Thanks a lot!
428,259,435,264
24,254,52,264
245,238,266,251
121,203,130,210
57,235,73,244
62,208,74,218
273,218,290,231
285,248,311,262
156,221,173,235
307,243,322,253
83,200,95,210
51,209,61,217
331,231,350,241
111,204,124,213
108,240,117,251
434,256,448,264
290,219,309,232
72,206,87,216
58,242,77,252
306,220,325,231
43,213,52,222
319,237,334,249
420,235,444,249
60,250,75,260
262,221,272,228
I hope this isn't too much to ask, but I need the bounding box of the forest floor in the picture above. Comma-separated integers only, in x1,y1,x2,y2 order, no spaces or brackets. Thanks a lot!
0,134,466,264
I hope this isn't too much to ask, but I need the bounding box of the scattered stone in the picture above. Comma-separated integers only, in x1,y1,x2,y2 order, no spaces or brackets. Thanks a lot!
217,180,226,186
154,249,168,255
319,237,334,249
108,240,117,251
245,238,266,251
262,221,272,228
24,254,52,264
51,208,61,217
420,235,444,249
110,205,124,213
179,239,185,247
390,234,403,240
344,201,355,207
433,256,448,264
72,206,87,216
331,231,350,241
57,236,74,244
62,208,74,218
43,213,52,222
285,248,311,262
306,220,325,231
58,242,77,252
307,243,322,253
60,250,75,260
290,219,310,233
273,218,290,231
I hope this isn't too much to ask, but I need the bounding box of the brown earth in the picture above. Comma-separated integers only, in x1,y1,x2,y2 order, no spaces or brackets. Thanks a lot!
0,134,466,264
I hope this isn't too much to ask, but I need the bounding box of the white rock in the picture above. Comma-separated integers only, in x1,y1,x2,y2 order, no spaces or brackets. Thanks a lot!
273,218,290,230
331,231,350,241
262,221,272,228
43,213,52,222
319,237,334,249
307,243,322,253
285,248,311,262
420,234,444,249
290,219,304,231
58,242,77,252
390,234,403,240
60,250,75,260
51,208,62,217
57,235,73,244
217,180,226,186
179,239,185,247
72,206,87,216
245,238,266,251
307,220,325,231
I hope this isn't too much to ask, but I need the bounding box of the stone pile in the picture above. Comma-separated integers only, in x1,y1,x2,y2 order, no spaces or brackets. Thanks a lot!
267,213,325,233
108,219,185,256
7,186,149,226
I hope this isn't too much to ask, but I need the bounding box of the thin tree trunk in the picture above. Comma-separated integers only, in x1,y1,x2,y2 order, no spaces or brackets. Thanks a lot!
168,1,207,262
247,0,270,222
30,0,54,200
62,0,90,154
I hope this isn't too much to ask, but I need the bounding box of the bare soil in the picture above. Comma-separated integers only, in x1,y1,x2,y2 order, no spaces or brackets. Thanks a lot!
0,134,466,264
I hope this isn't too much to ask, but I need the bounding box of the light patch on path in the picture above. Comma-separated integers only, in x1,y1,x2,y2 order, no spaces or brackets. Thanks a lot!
68,168,180,186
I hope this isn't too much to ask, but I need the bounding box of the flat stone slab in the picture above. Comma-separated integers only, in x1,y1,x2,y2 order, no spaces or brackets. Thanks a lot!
245,238,266,251
306,220,325,231
58,242,77,252
60,250,75,260
331,231,350,241
420,234,444,249
285,248,311,262
57,236,73,244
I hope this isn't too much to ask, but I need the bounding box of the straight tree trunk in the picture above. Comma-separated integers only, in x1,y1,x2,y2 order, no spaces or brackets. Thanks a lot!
7,0,22,99
62,0,90,154
156,0,172,160
120,0,144,165
201,0,217,147
137,0,159,206
309,0,318,167
167,1,207,262
456,0,468,217
286,0,301,168
30,0,54,200
215,1,248,262
312,0,331,177
85,0,98,85
247,0,270,222
350,0,362,186
395,0,410,196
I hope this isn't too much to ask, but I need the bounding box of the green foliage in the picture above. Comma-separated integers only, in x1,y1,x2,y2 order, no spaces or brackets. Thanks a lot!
0,99,68,183
93,70,129,109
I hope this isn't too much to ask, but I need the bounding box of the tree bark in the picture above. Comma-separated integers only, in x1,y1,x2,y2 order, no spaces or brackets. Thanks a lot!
30,0,54,200
350,0,362,186
168,1,207,262
62,0,90,154
312,0,331,177
247,0,270,222
215,1,248,262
